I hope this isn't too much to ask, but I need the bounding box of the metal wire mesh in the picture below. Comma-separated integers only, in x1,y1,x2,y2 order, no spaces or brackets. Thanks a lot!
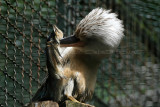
0,0,160,107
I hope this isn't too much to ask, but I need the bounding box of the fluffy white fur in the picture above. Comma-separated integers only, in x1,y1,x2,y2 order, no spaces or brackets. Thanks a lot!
75,8,124,49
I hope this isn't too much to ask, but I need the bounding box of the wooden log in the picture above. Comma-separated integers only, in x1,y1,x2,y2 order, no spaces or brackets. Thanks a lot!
23,100,94,107
61,100,94,107
23,101,59,107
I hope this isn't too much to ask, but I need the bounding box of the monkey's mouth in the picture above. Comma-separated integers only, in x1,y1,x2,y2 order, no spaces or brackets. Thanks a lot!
60,35,84,47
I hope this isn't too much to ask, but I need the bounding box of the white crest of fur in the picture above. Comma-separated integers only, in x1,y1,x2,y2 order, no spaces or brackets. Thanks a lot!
75,8,124,48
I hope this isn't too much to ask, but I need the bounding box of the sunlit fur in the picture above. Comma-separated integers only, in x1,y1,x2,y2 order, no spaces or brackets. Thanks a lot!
60,8,124,102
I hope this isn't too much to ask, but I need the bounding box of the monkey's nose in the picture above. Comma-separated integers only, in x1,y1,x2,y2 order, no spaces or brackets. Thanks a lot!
60,35,84,47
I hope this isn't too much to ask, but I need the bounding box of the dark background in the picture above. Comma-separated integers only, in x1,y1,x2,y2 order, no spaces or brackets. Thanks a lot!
0,0,160,107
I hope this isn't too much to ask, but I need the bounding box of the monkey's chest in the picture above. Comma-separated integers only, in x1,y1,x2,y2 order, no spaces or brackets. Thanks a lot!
63,71,96,102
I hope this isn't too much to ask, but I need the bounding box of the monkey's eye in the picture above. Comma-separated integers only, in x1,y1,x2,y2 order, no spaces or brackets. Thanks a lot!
47,31,56,42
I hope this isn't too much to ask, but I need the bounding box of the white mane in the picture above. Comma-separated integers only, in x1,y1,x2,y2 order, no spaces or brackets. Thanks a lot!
75,8,124,48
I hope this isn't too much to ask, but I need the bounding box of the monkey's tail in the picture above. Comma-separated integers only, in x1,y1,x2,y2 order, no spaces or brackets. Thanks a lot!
32,75,63,102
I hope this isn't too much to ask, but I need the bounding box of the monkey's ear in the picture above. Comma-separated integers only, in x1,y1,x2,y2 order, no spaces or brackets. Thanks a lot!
60,35,84,47
53,25,63,40
47,25,63,43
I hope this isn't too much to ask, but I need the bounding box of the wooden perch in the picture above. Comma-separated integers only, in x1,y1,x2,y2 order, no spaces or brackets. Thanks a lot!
23,101,59,107
24,100,94,107
61,100,94,107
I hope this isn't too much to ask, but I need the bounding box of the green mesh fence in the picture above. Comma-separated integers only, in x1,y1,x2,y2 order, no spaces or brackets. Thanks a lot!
0,0,160,107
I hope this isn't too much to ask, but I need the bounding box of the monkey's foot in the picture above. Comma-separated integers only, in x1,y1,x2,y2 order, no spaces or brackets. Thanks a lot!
66,95,93,107
66,95,80,103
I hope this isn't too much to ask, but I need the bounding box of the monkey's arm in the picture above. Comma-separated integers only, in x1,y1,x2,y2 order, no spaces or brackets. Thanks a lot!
46,26,64,78
32,26,64,102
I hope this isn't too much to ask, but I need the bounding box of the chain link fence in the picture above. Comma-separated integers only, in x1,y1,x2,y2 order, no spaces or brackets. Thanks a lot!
0,0,160,107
